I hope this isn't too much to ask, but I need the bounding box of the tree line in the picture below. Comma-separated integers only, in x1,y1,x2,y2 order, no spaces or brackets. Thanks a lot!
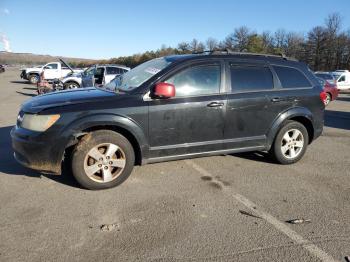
95,13,349,71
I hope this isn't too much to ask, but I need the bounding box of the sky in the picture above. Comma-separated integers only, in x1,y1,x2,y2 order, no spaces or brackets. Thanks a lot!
0,0,350,59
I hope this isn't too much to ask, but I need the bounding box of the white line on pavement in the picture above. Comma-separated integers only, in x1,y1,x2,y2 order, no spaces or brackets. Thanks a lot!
185,160,339,262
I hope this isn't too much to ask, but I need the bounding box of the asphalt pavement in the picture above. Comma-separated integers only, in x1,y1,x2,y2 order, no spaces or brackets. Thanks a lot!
0,68,349,262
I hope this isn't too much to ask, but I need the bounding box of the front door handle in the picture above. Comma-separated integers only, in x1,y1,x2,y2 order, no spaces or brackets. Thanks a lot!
207,101,224,107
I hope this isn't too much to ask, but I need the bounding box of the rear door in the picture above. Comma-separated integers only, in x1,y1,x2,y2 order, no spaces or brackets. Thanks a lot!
268,64,314,114
148,61,226,158
223,61,280,149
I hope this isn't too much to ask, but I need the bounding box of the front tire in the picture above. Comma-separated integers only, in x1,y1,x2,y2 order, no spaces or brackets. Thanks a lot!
64,81,80,89
71,130,135,190
270,121,309,165
29,74,39,84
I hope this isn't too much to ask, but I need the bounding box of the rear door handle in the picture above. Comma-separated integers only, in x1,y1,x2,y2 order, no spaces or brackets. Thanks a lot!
271,97,284,102
271,97,299,102
207,101,224,107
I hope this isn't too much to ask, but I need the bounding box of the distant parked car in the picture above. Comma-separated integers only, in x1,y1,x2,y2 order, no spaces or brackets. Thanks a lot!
62,64,130,89
314,72,336,85
0,64,5,73
335,72,350,91
81,65,130,87
316,77,338,105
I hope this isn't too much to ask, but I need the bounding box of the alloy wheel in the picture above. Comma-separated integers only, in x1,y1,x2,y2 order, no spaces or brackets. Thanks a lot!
84,143,126,183
281,129,304,159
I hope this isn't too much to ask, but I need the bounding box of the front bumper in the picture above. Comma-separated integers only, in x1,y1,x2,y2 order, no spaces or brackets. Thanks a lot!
11,126,62,174
20,70,28,80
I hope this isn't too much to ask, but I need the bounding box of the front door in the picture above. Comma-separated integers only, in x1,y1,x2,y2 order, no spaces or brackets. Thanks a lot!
148,62,226,159
337,74,350,89
44,63,59,80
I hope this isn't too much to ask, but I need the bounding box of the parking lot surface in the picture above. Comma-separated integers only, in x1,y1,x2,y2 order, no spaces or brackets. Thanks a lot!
0,68,350,262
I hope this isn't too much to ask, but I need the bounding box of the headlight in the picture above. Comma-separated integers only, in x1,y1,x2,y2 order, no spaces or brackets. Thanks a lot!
20,114,60,132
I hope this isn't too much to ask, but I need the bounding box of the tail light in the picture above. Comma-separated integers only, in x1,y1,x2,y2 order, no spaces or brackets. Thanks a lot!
320,91,327,105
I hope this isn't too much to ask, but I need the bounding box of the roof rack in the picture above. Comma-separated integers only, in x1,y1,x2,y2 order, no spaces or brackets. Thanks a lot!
192,48,297,61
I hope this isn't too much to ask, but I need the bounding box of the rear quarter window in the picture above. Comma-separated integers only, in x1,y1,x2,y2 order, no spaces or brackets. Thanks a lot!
273,66,312,88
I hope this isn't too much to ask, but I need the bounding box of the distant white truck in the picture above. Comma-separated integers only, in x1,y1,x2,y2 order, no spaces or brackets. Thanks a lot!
20,59,82,84
332,70,350,90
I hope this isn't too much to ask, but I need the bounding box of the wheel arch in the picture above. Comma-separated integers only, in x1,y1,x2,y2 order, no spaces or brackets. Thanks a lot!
267,107,315,149
60,114,149,167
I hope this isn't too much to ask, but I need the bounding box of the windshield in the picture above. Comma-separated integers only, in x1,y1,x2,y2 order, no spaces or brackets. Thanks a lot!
103,58,172,91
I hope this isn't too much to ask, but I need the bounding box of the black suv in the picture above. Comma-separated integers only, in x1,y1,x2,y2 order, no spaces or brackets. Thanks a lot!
11,52,325,190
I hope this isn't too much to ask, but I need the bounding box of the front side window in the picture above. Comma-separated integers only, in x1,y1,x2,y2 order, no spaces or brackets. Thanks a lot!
46,63,58,69
165,64,220,97
273,66,311,88
338,75,346,82
230,65,273,92
95,67,104,76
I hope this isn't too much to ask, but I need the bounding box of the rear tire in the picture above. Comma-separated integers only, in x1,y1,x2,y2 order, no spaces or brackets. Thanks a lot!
270,121,309,165
29,74,39,84
71,130,135,190
325,93,331,106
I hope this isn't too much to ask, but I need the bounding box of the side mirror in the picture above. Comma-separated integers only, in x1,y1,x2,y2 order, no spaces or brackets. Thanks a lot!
43,66,50,70
154,82,175,98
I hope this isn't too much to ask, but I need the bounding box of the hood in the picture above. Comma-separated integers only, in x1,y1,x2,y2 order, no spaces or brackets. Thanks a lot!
64,71,82,78
22,87,117,113
25,67,42,72
60,58,74,73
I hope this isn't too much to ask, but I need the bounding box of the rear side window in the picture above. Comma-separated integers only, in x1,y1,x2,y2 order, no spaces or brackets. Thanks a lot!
166,64,220,97
273,66,311,88
230,65,273,92
106,67,120,75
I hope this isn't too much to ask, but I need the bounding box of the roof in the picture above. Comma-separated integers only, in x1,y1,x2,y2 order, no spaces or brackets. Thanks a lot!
164,50,299,64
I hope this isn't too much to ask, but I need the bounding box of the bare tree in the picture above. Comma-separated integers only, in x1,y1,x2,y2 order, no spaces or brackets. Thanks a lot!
261,31,274,53
206,37,218,51
233,26,251,51
274,29,287,50
324,13,343,69
177,42,191,53
305,26,327,70
190,39,205,53
285,32,304,58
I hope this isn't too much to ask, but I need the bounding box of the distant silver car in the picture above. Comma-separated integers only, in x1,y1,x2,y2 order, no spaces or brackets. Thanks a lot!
314,72,336,85
62,64,130,89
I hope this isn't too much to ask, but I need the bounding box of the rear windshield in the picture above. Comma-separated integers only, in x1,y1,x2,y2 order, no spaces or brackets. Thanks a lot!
273,66,312,88
315,73,333,80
